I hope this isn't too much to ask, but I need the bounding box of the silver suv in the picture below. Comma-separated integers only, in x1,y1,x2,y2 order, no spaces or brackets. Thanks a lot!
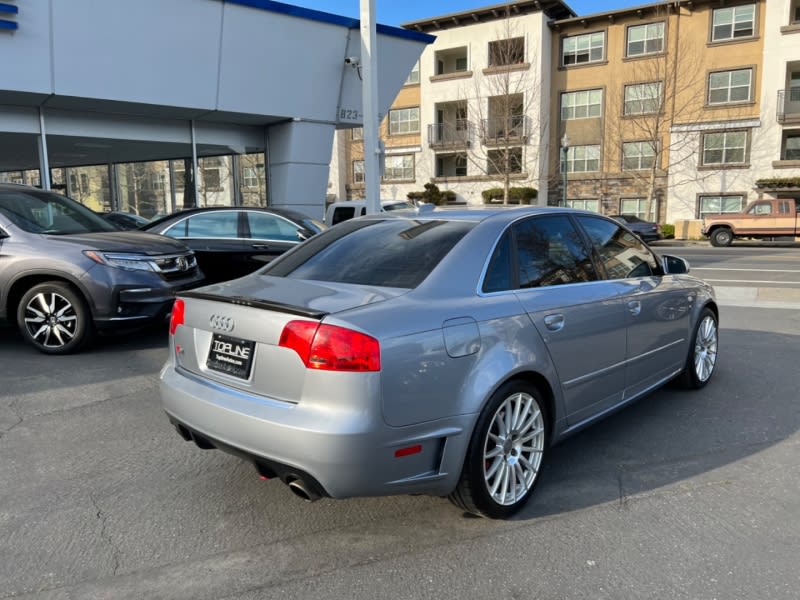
0,183,203,354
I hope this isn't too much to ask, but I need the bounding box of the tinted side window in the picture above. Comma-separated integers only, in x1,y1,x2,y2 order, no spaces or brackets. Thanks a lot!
577,216,658,279
513,215,597,288
247,212,300,242
483,232,513,293
185,212,239,238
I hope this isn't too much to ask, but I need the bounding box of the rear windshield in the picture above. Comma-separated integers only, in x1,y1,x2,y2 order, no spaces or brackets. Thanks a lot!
264,218,475,288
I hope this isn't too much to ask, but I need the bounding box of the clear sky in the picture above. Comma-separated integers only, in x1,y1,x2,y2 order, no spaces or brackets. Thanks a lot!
288,0,645,26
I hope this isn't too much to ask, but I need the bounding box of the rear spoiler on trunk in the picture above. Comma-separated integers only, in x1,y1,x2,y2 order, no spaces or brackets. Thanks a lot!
179,290,328,320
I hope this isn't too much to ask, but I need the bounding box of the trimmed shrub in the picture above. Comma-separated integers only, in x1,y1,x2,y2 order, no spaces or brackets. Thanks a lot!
406,183,456,205
481,187,538,204
661,224,675,239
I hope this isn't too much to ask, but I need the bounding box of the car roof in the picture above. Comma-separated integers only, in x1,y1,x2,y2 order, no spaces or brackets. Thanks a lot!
143,205,312,229
365,205,604,226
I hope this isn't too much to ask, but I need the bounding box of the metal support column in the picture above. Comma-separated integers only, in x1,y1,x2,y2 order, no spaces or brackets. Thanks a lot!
360,0,380,215
37,108,51,190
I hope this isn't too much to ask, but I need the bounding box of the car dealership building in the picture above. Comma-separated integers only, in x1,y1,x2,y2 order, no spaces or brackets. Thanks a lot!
0,0,431,219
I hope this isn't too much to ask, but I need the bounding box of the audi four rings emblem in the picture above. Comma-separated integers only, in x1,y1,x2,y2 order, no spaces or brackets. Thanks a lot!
209,315,235,332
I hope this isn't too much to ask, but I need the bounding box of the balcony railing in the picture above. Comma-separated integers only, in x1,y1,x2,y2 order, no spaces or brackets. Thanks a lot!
481,115,530,145
428,121,472,148
777,88,800,122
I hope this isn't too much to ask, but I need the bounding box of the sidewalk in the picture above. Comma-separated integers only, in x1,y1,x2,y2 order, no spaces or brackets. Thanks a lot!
650,238,800,248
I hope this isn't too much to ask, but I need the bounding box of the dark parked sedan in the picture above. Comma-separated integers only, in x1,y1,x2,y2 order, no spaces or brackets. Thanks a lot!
609,214,662,242
141,207,325,283
161,206,718,518
101,211,151,230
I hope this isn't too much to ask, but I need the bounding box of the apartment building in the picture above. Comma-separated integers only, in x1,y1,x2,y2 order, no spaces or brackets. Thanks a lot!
751,0,800,203
549,0,765,224
332,0,574,206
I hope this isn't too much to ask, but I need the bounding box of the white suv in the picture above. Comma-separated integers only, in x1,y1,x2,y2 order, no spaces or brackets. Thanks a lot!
324,200,415,225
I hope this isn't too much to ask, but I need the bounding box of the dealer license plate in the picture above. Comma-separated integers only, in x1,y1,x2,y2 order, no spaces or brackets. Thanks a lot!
206,333,255,380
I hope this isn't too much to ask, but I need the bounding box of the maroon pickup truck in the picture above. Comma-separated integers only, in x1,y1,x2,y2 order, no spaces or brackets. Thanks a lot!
702,198,799,247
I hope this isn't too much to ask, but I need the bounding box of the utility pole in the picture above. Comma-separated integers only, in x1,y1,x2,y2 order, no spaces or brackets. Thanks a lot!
360,0,381,215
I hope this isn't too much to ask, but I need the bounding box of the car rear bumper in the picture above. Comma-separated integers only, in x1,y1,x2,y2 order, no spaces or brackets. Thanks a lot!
159,361,474,499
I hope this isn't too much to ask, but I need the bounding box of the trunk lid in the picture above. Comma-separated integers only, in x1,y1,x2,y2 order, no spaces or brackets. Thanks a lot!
172,275,405,401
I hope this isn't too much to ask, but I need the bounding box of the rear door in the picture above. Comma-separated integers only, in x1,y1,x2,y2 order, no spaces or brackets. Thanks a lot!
510,215,629,425
242,210,301,271
162,211,247,282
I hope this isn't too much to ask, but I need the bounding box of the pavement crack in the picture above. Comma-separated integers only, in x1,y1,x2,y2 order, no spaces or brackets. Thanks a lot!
89,493,121,577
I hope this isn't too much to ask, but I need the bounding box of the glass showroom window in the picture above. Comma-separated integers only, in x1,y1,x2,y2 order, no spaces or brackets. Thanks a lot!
389,107,420,135
566,198,600,212
702,131,748,165
627,22,664,57
712,4,755,41
384,155,415,181
565,145,600,173
620,197,651,219
624,82,662,115
708,69,753,104
562,32,605,66
353,160,364,184
622,141,656,170
699,195,745,217
561,89,602,120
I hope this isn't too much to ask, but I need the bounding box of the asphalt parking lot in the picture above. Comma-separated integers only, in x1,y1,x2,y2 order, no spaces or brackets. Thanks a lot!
1,301,799,599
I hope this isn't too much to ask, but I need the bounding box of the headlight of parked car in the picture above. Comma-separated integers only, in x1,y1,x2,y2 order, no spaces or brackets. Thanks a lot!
83,251,156,272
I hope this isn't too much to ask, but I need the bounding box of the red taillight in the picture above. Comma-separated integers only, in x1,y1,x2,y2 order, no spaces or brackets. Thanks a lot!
279,320,380,372
169,299,185,335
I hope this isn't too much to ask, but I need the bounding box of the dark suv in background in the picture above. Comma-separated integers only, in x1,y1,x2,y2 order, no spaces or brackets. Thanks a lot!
0,183,204,354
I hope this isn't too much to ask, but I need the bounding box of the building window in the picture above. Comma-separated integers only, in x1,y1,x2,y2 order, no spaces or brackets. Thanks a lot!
782,132,800,160
242,167,259,188
564,145,600,173
711,4,755,42
562,32,605,66
561,89,602,120
389,107,420,135
487,148,523,175
792,0,800,24
627,22,665,57
708,68,753,104
620,198,651,219
404,61,419,85
352,160,364,184
351,127,363,140
622,141,656,170
488,37,525,67
699,195,745,217
436,153,467,177
566,198,600,212
151,172,166,191
435,47,469,76
624,82,662,115
702,130,748,165
384,155,414,181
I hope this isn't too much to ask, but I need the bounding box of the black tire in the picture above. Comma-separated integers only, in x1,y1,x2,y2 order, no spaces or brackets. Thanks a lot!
710,228,733,247
677,308,718,389
449,381,548,519
16,282,92,354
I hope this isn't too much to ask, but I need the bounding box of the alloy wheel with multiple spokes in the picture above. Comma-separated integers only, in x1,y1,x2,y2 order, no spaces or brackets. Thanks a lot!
450,381,548,518
16,282,90,354
483,391,545,507
678,308,718,389
693,315,718,384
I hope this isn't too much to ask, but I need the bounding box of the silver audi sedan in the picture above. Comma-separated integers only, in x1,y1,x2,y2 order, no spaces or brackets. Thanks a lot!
160,207,718,518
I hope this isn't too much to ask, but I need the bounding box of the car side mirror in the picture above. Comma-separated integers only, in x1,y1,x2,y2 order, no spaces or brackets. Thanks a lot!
661,254,690,275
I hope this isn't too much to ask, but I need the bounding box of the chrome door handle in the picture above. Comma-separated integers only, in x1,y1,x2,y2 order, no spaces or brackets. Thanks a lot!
627,300,642,316
543,314,565,331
